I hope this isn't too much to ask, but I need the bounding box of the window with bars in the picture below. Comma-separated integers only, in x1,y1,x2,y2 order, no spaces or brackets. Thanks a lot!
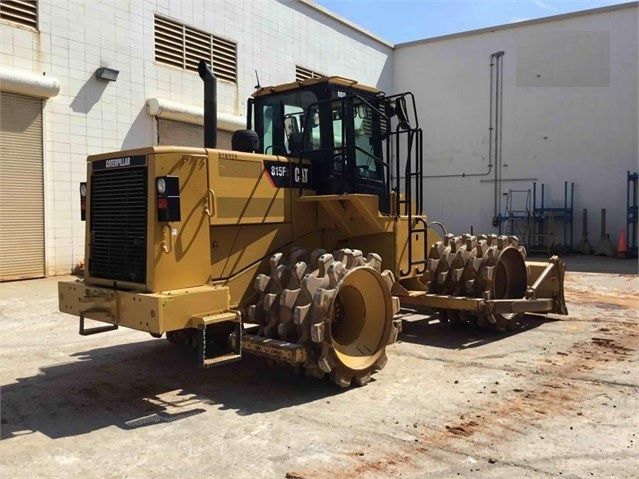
154,14,237,84
0,0,37,29
295,66,325,82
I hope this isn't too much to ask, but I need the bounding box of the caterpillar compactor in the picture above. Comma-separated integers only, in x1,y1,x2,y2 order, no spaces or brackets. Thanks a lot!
58,61,567,387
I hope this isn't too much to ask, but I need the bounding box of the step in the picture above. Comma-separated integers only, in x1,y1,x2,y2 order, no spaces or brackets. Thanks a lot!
234,333,308,364
191,310,240,325
201,351,242,367
79,311,118,336
198,320,242,368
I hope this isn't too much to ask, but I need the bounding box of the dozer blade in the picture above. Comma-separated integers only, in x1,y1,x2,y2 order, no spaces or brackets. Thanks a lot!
524,255,567,315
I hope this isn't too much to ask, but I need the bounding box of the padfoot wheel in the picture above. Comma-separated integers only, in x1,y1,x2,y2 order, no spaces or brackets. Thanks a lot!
425,234,527,332
248,248,400,387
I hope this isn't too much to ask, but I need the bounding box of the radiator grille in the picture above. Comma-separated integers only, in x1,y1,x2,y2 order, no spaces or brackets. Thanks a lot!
89,167,147,284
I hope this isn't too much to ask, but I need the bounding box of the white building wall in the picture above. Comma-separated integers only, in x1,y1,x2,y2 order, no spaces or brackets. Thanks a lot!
3,1,635,277
393,4,638,250
0,0,393,276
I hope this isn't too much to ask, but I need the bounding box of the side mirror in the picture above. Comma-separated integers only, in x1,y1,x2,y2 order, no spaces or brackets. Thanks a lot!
395,97,410,130
284,115,299,137
356,104,368,119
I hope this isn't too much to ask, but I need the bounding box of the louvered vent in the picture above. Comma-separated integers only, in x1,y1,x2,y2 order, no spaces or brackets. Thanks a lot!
184,25,211,71
155,14,237,83
212,36,236,84
155,15,184,69
295,66,324,82
0,0,37,29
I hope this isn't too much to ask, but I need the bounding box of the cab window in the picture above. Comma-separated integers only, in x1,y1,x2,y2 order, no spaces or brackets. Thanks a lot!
353,102,381,179
260,90,318,156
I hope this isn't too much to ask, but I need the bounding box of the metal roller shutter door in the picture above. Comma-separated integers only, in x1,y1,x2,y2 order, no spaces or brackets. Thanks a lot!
0,91,45,280
157,118,232,149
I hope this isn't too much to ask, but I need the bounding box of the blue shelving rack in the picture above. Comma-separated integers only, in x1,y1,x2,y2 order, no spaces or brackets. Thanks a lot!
498,189,531,248
628,171,638,257
530,181,574,255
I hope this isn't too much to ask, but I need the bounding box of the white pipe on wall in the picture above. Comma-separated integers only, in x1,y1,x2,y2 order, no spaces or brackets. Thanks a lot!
146,98,245,132
0,68,60,98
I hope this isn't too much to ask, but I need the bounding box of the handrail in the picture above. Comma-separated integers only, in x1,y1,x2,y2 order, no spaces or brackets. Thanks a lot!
292,91,424,224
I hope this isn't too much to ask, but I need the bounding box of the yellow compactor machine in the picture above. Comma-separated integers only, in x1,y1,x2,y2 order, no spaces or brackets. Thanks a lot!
59,61,567,387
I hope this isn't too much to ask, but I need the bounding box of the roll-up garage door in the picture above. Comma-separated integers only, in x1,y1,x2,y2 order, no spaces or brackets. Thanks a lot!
0,91,45,280
157,119,232,150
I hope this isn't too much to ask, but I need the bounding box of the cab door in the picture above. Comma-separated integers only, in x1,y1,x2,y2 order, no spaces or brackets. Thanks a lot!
327,97,388,211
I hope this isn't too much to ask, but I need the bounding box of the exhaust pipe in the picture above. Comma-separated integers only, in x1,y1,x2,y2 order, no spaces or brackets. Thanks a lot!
198,60,217,149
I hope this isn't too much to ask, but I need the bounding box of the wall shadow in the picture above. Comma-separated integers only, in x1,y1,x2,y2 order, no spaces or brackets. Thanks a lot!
397,309,556,350
0,339,345,441
121,106,154,149
69,74,109,114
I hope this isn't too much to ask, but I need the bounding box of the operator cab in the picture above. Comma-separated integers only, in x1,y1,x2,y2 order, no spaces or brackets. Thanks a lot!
249,77,391,213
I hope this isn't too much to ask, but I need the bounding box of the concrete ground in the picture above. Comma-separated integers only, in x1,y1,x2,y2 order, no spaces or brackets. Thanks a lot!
1,256,637,478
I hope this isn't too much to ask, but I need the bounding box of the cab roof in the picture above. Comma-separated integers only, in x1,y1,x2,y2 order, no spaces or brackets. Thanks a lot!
252,76,380,97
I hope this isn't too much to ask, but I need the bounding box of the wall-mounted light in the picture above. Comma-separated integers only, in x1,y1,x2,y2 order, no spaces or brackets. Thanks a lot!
95,67,119,82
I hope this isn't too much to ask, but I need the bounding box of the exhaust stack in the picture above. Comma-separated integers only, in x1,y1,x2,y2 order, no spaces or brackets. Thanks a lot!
198,60,217,149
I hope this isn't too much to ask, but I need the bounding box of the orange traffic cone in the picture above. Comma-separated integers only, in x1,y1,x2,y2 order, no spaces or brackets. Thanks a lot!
617,229,628,259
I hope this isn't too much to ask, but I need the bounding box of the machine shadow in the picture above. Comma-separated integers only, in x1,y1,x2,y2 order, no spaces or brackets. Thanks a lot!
397,309,559,350
0,339,346,441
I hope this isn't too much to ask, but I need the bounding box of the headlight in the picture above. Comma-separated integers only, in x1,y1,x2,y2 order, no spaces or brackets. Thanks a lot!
155,176,181,222
156,177,166,195
79,182,87,198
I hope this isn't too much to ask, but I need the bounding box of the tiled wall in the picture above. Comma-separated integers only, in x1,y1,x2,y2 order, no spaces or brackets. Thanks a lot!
0,0,393,275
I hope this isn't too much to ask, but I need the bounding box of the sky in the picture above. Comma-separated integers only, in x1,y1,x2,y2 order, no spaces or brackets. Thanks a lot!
312,0,627,44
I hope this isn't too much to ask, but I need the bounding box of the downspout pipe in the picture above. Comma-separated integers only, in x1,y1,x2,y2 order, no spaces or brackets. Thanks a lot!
423,52,504,180
198,60,217,149
491,51,505,219
497,52,505,218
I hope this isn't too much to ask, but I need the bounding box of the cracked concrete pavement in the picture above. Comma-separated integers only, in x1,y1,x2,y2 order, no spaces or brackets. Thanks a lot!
1,256,637,478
